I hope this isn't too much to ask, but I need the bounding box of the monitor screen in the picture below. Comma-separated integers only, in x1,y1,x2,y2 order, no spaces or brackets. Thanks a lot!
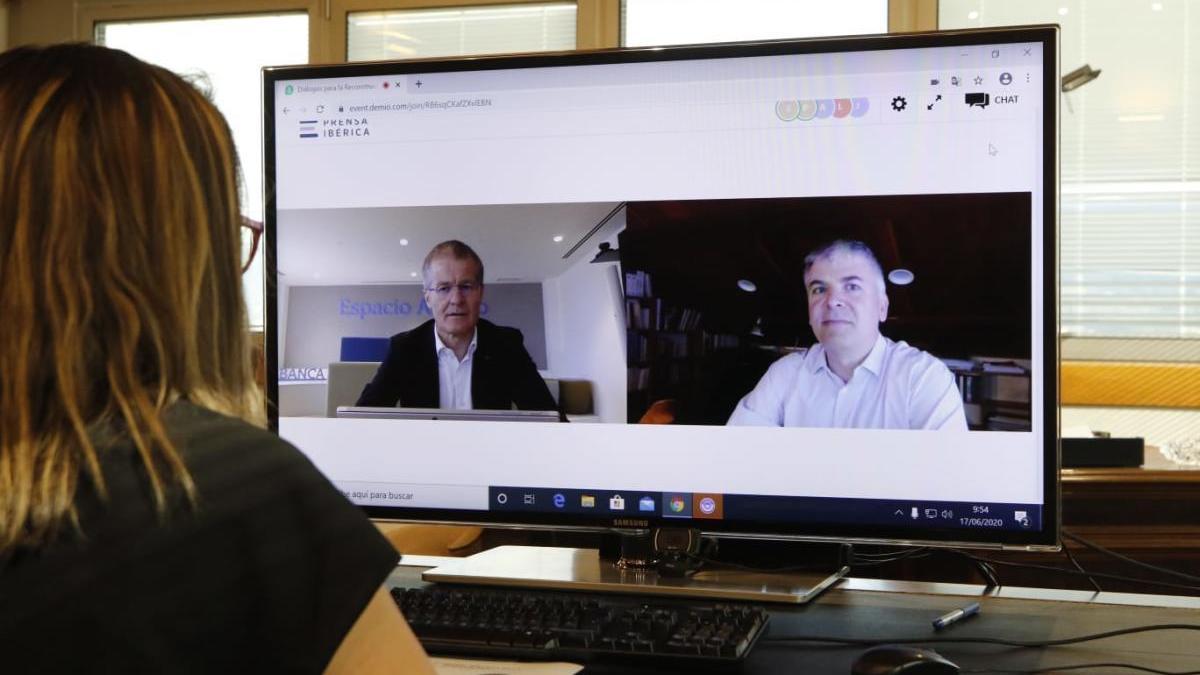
264,26,1059,550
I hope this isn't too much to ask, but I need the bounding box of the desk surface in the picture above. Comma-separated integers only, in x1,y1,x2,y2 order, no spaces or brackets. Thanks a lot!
390,556,1200,674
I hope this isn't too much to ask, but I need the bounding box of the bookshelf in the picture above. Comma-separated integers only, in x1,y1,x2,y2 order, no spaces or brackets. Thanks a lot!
947,357,1032,431
624,270,740,423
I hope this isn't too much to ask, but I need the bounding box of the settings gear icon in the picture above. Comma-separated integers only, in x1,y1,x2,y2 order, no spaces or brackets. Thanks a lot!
891,95,908,112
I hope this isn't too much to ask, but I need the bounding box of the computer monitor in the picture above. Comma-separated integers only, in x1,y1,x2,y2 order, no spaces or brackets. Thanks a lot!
264,26,1059,557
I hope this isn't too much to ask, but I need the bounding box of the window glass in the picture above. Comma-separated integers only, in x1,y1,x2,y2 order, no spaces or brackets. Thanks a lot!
347,2,575,62
942,0,1200,340
97,13,310,331
621,0,887,47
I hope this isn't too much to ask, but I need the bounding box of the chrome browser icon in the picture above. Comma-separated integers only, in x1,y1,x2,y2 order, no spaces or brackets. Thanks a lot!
669,495,686,513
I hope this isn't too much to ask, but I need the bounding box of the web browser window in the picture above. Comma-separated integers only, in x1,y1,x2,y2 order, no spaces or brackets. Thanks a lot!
268,35,1053,544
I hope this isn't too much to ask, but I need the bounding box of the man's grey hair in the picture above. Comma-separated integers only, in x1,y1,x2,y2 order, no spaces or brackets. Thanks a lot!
802,239,887,293
422,240,485,287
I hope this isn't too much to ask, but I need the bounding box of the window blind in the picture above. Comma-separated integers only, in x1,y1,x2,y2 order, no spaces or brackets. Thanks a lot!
620,0,887,48
348,3,576,62
943,0,1199,339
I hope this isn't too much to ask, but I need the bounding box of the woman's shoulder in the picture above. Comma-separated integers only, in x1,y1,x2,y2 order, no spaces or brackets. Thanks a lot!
164,399,288,446
161,400,308,462
3,401,396,672
157,400,335,505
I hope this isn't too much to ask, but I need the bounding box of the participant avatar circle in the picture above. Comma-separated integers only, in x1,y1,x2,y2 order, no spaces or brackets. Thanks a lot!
775,100,800,121
775,99,825,122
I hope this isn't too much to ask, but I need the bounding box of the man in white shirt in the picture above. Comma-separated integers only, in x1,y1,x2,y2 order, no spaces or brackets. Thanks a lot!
727,240,967,430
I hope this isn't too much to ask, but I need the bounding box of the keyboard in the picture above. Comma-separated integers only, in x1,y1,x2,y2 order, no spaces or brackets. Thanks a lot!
392,585,770,665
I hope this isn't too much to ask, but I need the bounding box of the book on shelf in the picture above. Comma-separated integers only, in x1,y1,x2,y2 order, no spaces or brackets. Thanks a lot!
983,375,1031,404
702,333,739,352
624,270,653,299
941,357,976,372
627,367,651,391
963,402,984,427
941,357,1030,376
624,296,707,334
627,334,649,363
974,357,1031,375
656,333,689,358
987,414,1031,431
624,298,655,330
989,401,1031,418
981,362,1027,375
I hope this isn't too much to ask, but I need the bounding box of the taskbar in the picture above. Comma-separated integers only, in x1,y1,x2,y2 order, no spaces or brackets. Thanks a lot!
488,486,1042,533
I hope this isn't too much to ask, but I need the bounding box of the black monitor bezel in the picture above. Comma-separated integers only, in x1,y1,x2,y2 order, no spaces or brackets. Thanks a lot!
263,25,1060,550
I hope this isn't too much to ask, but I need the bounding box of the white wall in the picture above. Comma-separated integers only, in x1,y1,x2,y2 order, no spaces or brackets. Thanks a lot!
543,232,627,424
276,280,289,365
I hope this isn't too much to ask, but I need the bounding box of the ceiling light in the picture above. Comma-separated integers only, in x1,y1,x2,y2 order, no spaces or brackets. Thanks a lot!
1152,2,1163,10
553,235,564,243
1058,7,1069,16
737,279,757,293
399,238,409,246
968,10,979,19
410,271,418,277
888,269,914,286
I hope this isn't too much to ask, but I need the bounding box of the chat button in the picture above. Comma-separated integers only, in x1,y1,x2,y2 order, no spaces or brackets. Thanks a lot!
965,92,990,109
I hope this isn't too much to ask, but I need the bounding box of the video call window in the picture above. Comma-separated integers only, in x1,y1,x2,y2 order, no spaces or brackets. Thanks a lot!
277,194,1033,434
619,194,1032,431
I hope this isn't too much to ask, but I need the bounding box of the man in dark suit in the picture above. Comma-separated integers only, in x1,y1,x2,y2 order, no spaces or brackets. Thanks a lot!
355,240,559,414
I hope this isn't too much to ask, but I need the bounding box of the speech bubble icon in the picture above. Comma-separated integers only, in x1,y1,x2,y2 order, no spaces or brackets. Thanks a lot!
965,92,990,108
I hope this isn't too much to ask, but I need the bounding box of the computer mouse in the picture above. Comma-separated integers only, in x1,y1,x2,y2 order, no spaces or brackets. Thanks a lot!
850,645,961,675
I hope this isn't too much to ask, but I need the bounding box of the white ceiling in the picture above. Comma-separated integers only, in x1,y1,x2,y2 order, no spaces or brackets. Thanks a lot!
276,202,624,286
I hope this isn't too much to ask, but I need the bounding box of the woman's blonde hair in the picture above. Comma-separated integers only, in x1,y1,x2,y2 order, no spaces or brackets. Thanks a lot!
0,44,264,551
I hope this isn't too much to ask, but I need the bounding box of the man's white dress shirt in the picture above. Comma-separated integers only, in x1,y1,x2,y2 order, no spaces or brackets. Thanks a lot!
727,335,967,430
434,328,478,410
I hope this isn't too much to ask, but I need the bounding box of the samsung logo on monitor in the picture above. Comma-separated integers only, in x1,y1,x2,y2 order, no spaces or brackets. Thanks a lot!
612,518,650,528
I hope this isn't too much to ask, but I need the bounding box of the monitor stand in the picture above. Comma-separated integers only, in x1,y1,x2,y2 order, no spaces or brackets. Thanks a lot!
421,531,849,604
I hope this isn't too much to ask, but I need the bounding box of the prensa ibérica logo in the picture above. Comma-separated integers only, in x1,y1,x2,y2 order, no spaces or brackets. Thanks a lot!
322,116,371,138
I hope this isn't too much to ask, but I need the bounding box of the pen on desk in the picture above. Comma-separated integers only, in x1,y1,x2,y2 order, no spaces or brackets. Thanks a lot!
932,602,981,630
